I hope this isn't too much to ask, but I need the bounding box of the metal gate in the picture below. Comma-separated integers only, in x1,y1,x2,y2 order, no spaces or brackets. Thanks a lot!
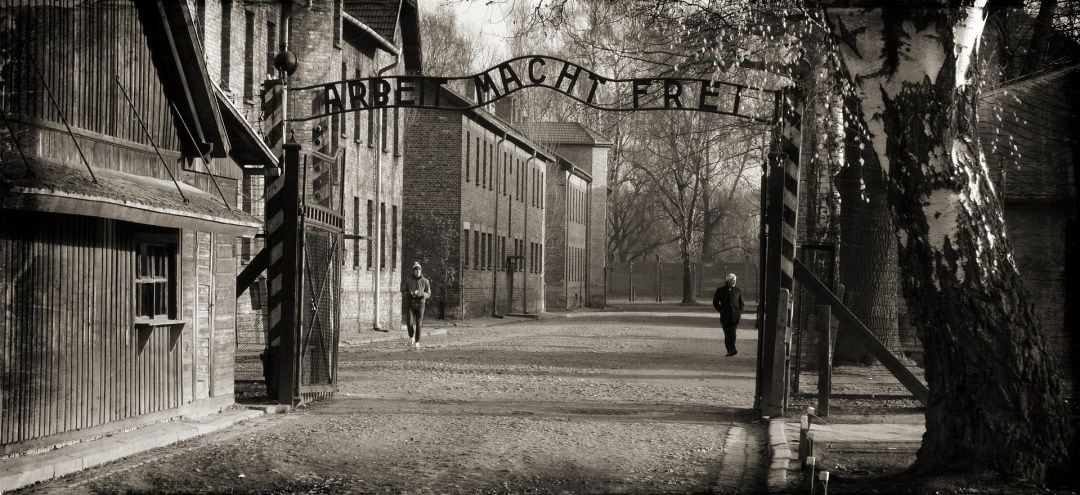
296,151,344,402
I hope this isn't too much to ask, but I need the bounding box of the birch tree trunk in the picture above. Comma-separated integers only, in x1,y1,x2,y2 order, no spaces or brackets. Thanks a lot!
828,2,1070,479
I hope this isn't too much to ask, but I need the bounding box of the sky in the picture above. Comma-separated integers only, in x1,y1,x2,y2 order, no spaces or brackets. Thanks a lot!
416,0,520,60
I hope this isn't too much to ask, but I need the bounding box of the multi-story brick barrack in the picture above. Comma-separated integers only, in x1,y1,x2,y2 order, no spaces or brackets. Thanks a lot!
205,0,423,350
403,89,553,319
517,122,612,310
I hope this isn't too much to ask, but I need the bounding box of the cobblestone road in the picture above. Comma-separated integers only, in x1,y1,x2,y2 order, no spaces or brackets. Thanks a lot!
18,304,767,494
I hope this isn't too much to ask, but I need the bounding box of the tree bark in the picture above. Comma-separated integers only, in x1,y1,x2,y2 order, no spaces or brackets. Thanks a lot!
834,111,902,365
829,3,1071,480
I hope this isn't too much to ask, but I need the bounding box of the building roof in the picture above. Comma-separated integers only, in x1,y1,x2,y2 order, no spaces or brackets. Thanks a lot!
436,88,558,164
1,158,262,235
978,63,1079,202
515,122,613,147
344,0,401,41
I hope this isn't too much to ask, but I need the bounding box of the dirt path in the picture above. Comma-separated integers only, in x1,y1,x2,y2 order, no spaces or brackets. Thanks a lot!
18,306,767,494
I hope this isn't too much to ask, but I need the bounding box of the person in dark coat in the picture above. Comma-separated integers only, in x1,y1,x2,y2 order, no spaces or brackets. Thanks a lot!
401,261,431,349
712,273,745,356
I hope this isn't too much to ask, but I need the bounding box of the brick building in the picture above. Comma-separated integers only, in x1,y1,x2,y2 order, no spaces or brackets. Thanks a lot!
202,0,423,352
517,123,612,310
403,89,553,319
978,64,1079,394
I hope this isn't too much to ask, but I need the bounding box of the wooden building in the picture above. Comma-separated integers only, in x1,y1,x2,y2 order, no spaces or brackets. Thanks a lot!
0,1,268,453
403,89,552,319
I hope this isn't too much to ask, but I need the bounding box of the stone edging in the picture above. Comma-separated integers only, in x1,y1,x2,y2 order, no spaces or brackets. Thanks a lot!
766,418,793,492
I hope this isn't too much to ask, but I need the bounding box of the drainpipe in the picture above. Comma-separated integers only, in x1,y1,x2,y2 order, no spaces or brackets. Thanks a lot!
373,54,398,331
493,132,507,317
523,150,536,314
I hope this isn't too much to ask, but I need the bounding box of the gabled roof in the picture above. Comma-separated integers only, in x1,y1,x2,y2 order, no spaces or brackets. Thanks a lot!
436,88,556,164
137,0,230,158
1,158,261,235
344,0,401,41
342,0,422,73
515,122,613,147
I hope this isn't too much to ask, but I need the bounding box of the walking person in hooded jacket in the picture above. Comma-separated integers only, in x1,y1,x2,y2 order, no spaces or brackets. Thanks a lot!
401,261,431,349
712,273,745,357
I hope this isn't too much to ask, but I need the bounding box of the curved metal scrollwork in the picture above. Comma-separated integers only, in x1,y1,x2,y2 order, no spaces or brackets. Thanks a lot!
286,55,779,123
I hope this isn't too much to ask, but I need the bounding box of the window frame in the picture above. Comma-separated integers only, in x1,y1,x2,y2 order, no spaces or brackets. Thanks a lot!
134,231,179,323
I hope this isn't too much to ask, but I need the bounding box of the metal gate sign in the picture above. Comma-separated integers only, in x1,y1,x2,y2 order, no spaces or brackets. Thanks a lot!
287,55,777,122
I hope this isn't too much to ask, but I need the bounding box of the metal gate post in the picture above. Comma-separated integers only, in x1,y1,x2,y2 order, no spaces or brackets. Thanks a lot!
758,90,802,417
265,142,302,404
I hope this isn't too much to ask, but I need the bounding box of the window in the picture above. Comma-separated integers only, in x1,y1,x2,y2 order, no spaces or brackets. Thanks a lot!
354,68,363,142
353,197,360,268
340,62,348,139
465,132,471,182
243,10,255,100
220,1,233,89
135,235,178,321
539,243,543,273
380,202,386,269
487,233,493,270
266,21,276,77
480,232,487,270
366,199,374,268
381,107,389,152
391,205,398,270
503,153,508,195
474,231,480,269
488,145,494,190
482,142,488,189
463,229,470,270
475,138,481,187
498,236,505,271
394,109,401,156
540,171,545,209
368,105,376,147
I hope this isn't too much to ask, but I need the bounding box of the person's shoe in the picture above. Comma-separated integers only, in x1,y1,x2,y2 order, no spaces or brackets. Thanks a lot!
726,350,738,357
414,341,420,349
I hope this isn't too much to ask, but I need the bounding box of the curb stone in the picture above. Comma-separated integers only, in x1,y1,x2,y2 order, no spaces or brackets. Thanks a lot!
767,418,793,492
0,408,264,492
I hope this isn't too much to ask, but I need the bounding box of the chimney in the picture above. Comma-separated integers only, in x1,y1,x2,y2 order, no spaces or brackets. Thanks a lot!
493,95,516,122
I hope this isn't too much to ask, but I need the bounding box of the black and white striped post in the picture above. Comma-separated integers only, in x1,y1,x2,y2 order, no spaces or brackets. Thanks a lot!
756,90,802,418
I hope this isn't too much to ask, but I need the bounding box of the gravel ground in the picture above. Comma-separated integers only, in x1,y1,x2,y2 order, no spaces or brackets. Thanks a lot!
18,306,768,494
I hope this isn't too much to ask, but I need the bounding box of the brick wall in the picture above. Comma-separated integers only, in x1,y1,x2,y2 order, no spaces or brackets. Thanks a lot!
978,68,1078,392
404,109,548,320
530,143,610,308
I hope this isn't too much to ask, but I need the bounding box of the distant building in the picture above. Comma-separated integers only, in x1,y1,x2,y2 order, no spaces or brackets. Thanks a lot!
518,122,612,309
403,89,552,319
978,64,1079,394
543,154,593,311
0,2,266,452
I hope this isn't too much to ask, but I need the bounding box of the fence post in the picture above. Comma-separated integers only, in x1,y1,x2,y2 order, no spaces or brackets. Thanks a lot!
763,288,792,417
816,303,832,416
655,254,662,302
628,262,635,302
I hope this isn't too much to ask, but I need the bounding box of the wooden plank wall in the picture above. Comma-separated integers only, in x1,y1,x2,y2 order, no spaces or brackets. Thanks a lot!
1,0,180,157
0,211,190,447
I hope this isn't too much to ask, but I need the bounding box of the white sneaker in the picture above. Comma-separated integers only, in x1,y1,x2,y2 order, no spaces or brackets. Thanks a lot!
414,341,421,349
